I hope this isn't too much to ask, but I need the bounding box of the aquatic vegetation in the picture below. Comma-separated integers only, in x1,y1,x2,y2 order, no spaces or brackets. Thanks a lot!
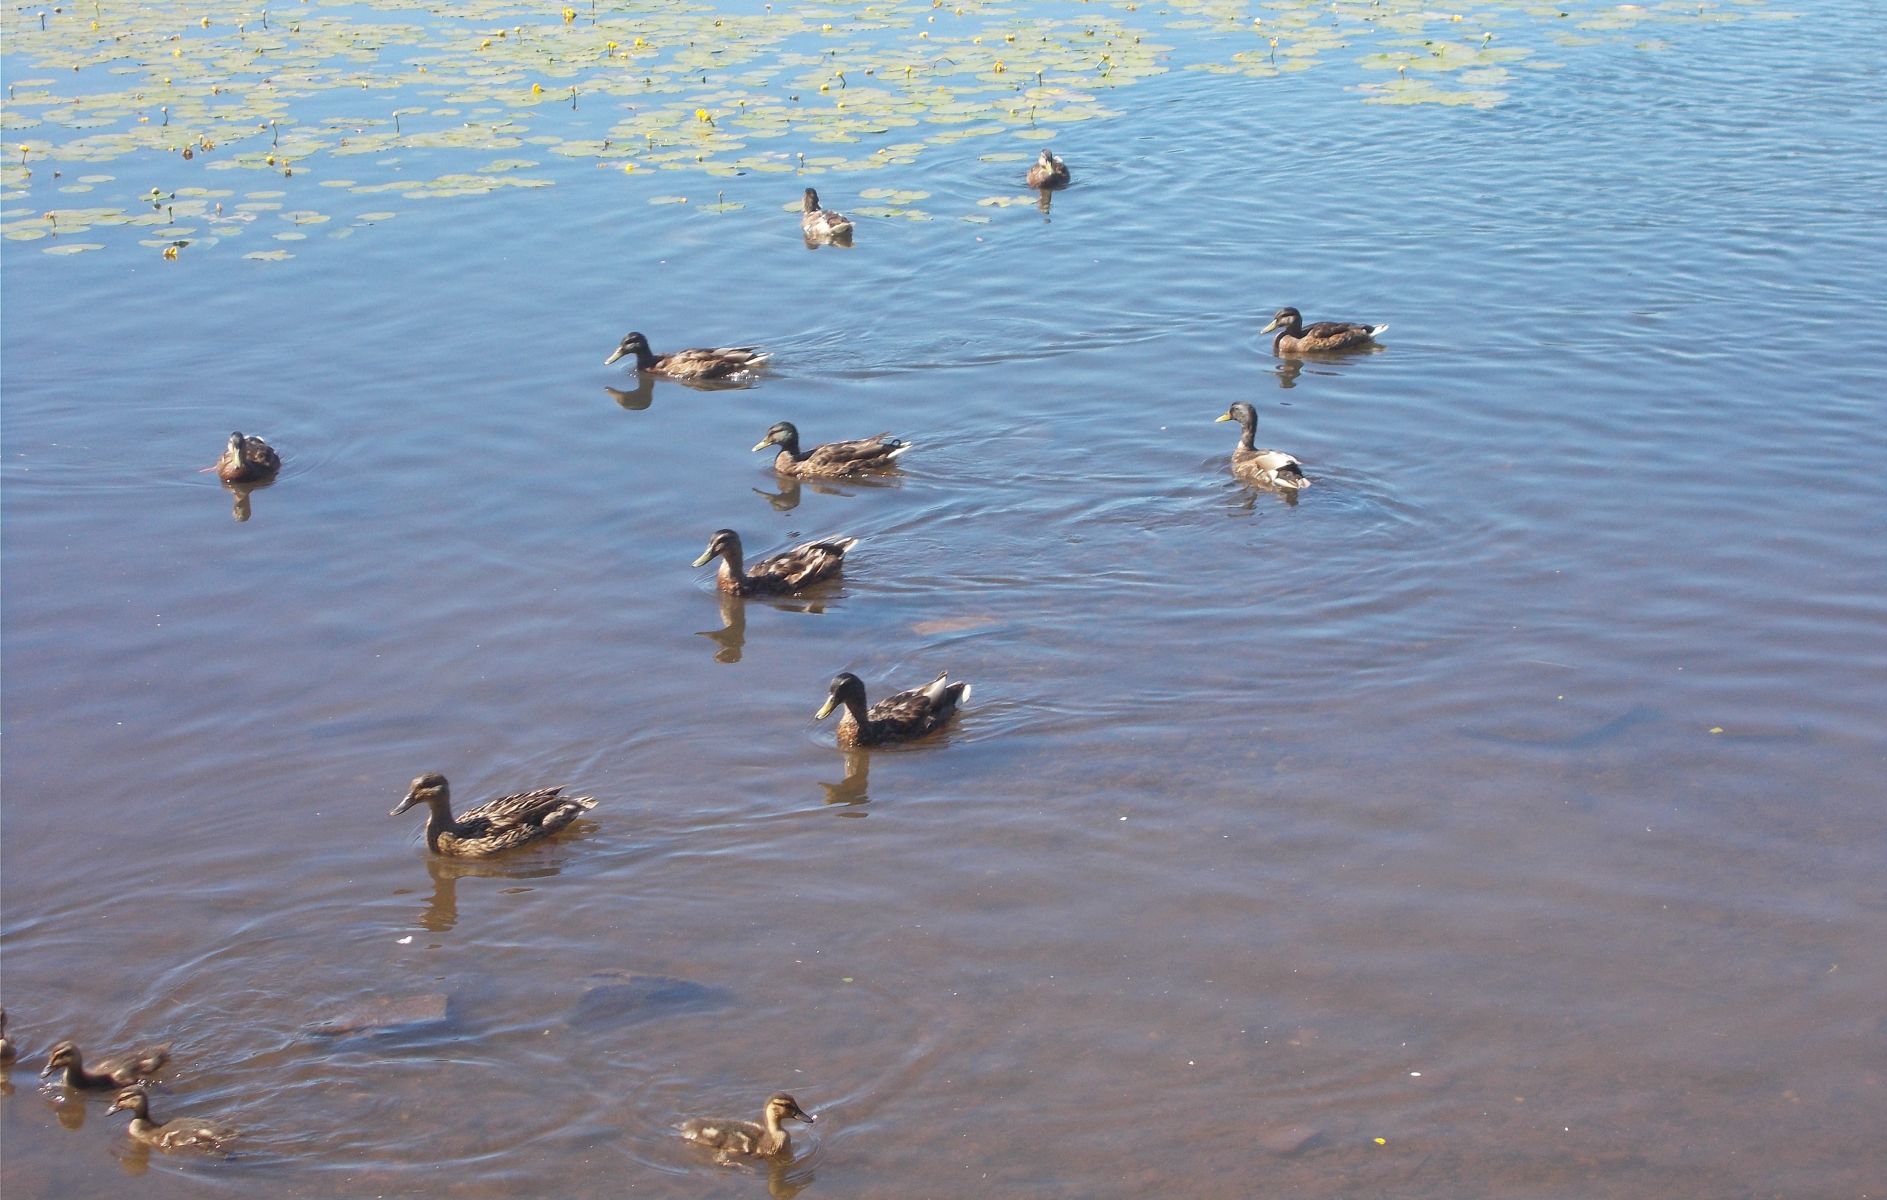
0,0,1785,257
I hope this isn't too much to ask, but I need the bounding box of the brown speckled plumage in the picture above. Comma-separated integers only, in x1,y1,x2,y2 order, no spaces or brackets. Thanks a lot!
214,432,280,483
815,670,970,747
693,528,856,596
1216,402,1309,490
390,773,596,858
1262,307,1387,355
801,188,854,243
604,331,768,380
1025,148,1070,190
752,421,911,478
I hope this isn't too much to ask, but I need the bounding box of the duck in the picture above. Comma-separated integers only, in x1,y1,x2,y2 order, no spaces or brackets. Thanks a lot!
692,528,856,596
752,421,911,478
0,1007,15,1064
40,1040,170,1089
390,773,597,858
1025,148,1070,190
108,1086,238,1152
213,432,280,483
815,670,970,747
604,331,769,380
105,1079,239,1147
680,1092,815,1159
1261,307,1387,355
1215,402,1310,490
800,188,854,243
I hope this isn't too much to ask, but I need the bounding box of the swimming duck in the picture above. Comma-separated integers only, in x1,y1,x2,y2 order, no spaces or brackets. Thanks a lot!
752,421,911,478
1025,148,1070,190
815,670,970,747
680,1092,815,1159
390,773,597,858
692,528,856,597
40,1040,170,1089
1261,307,1387,355
604,331,769,380
213,432,280,483
108,1086,238,1152
1215,402,1310,490
0,1008,15,1064
800,188,854,243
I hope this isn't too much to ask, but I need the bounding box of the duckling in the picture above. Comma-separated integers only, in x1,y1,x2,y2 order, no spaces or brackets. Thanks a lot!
680,1092,815,1160
1261,307,1387,355
800,188,854,243
1025,148,1070,190
108,1086,238,1152
1,1007,15,1065
40,1040,170,1089
212,431,280,483
604,331,769,380
815,670,970,747
390,773,597,858
692,528,856,597
753,421,911,478
1215,402,1310,490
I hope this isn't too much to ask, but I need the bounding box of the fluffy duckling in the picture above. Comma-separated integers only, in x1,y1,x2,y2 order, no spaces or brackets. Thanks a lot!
1261,307,1387,355
1216,402,1309,490
108,1086,238,1152
800,188,854,243
40,1040,170,1089
680,1092,815,1160
1025,148,1070,190
692,528,856,597
1,1007,15,1065
390,773,597,858
604,331,769,380
752,421,911,478
816,670,970,747
213,432,280,483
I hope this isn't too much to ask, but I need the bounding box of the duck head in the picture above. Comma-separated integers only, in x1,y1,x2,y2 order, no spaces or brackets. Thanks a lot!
392,773,450,817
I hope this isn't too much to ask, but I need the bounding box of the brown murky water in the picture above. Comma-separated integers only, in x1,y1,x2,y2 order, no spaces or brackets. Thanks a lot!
4,2,1885,1197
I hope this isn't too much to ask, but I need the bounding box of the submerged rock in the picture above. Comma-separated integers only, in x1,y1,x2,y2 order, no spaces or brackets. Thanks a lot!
1256,1124,1324,1156
306,993,451,1037
567,970,732,1029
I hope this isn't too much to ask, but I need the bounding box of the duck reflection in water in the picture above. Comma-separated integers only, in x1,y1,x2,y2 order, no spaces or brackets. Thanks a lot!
604,377,655,411
820,750,871,807
697,592,746,664
223,477,272,522
1272,358,1305,390
768,1155,815,1199
417,844,577,934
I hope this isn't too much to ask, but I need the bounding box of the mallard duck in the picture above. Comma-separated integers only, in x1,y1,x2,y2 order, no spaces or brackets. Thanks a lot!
1216,402,1310,490
1025,148,1070,190
800,188,854,243
212,432,280,483
753,421,911,478
680,1092,814,1159
108,1086,238,1152
40,1040,170,1089
390,773,597,858
604,331,769,380
815,670,970,747
0,1007,15,1064
692,528,856,597
1261,307,1387,355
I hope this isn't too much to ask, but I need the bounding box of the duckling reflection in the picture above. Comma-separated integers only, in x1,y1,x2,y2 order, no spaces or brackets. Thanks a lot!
1036,187,1054,216
1272,358,1305,389
752,477,803,513
696,591,746,664
605,377,655,411
767,1155,815,1199
820,750,870,807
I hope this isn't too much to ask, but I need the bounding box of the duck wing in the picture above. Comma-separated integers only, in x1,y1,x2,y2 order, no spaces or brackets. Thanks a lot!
802,434,909,473
867,671,971,738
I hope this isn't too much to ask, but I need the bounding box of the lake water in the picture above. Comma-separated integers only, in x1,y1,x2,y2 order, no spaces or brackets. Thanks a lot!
3,1,1884,1196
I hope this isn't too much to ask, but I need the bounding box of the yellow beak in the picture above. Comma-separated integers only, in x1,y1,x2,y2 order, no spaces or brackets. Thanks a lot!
1214,413,1233,423
814,696,838,720
1260,318,1279,334
750,439,772,452
691,549,715,567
